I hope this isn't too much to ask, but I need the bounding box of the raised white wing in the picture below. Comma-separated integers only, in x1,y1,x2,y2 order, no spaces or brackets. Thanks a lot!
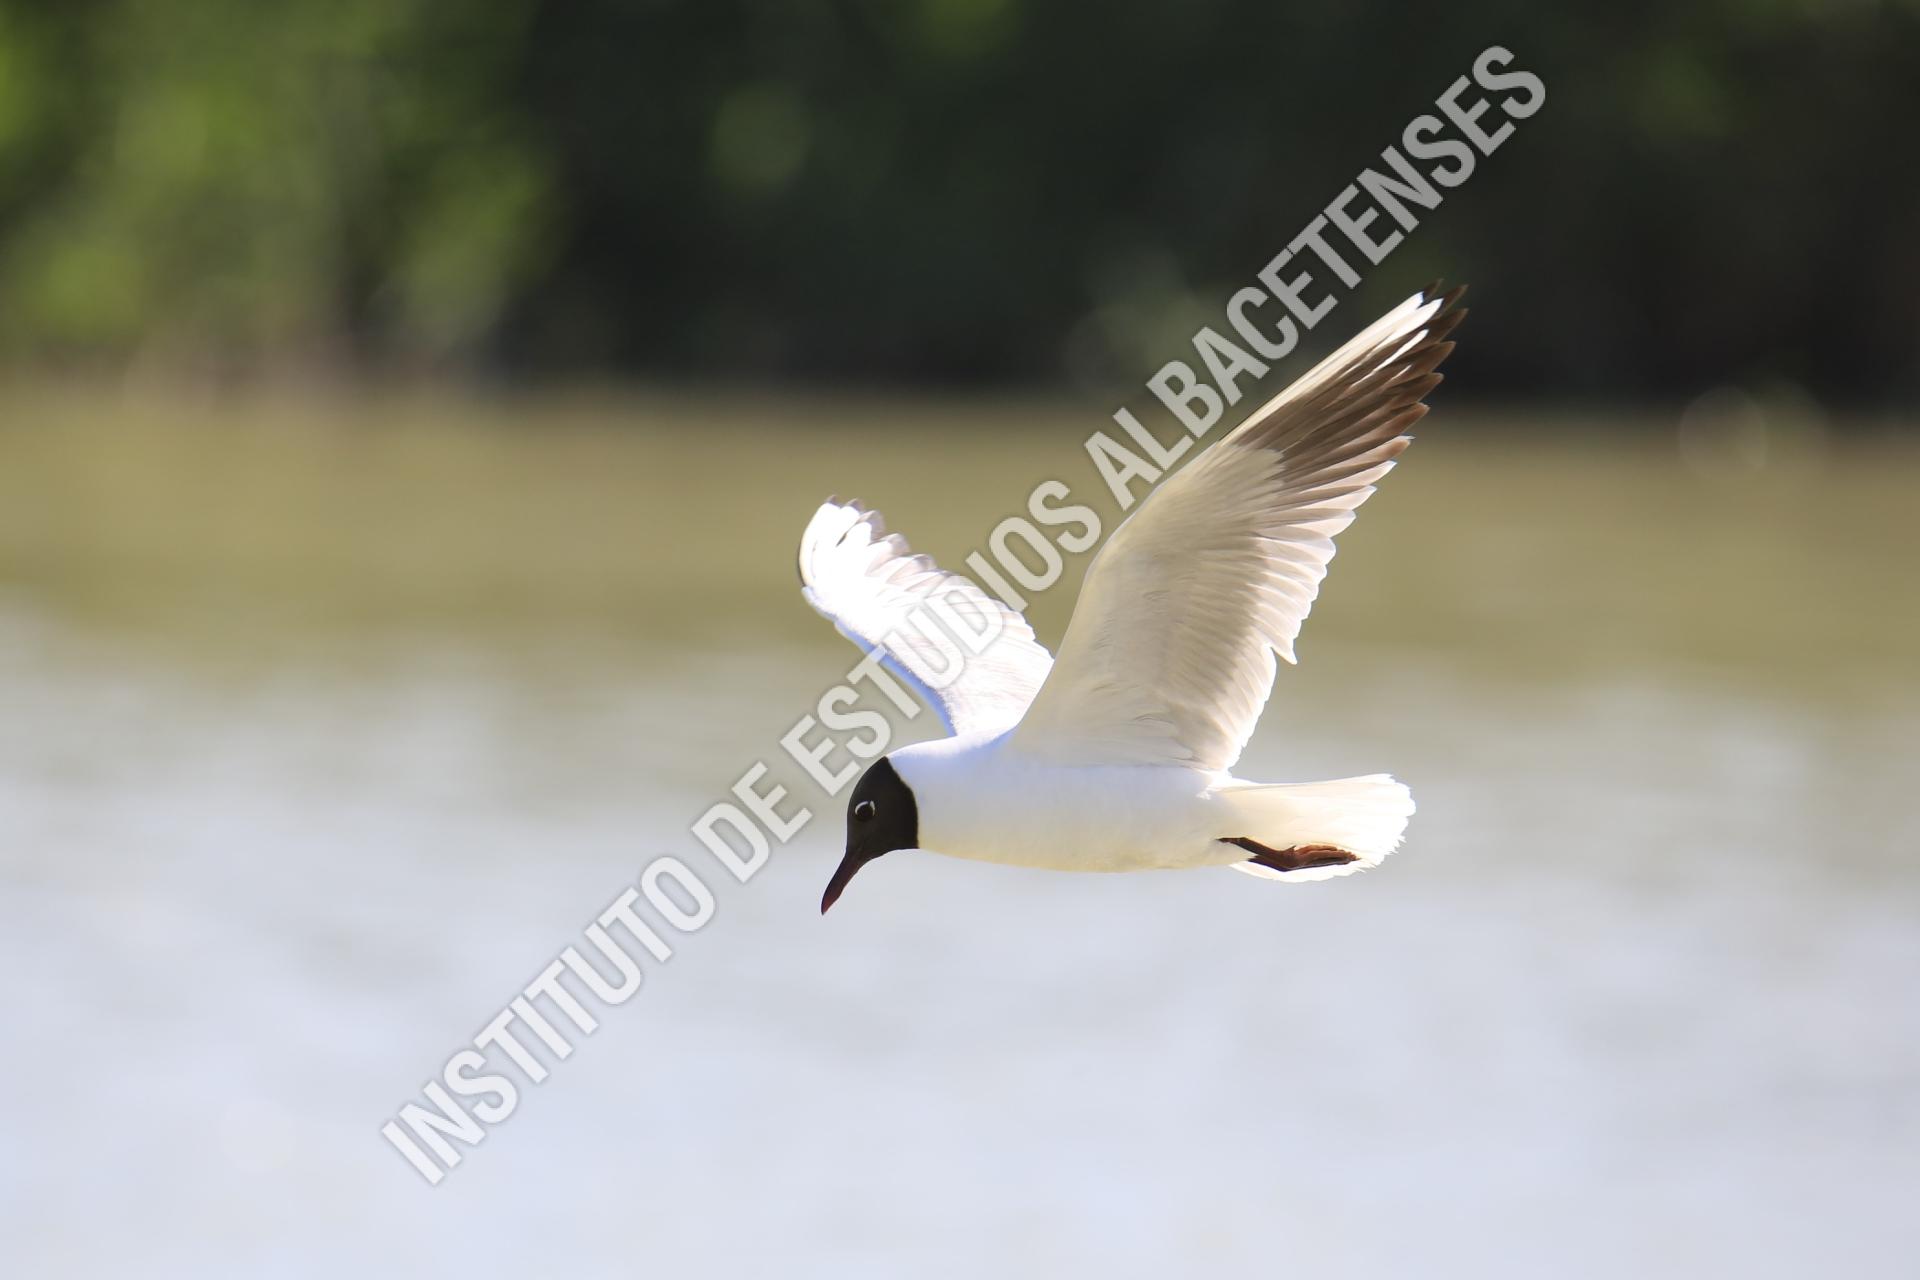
797,499,1055,737
1011,285,1465,770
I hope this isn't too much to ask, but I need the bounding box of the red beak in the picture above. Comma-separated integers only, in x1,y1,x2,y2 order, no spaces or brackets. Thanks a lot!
820,848,872,914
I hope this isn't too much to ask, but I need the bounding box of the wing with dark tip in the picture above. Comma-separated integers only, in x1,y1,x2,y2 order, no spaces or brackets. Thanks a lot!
1010,285,1465,770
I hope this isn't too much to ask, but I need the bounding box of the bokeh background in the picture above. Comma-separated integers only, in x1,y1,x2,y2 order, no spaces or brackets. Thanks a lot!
2,3,1916,1277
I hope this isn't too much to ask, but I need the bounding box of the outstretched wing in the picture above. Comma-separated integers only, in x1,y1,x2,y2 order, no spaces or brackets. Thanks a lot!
1011,284,1465,770
797,499,1055,737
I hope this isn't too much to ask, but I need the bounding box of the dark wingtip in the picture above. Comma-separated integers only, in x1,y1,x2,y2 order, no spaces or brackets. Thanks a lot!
1417,280,1469,316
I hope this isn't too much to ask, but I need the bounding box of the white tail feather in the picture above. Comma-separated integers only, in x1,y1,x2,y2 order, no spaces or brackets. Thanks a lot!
1222,774,1414,883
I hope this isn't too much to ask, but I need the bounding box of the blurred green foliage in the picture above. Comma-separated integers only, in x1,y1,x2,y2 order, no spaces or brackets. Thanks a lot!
0,0,551,373
0,0,1915,403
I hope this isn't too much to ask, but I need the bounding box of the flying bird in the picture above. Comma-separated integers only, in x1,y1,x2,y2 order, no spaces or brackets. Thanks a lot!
799,284,1464,912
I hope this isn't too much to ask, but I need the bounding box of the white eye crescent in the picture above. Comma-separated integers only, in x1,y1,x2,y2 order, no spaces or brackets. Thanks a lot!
853,800,876,822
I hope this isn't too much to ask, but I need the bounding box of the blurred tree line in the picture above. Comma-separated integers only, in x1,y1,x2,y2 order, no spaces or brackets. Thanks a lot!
0,0,1914,405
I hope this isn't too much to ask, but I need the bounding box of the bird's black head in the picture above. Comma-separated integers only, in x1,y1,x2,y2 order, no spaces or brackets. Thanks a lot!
821,756,919,914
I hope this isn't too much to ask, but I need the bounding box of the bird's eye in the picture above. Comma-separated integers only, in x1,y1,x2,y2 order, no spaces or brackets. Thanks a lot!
853,800,876,822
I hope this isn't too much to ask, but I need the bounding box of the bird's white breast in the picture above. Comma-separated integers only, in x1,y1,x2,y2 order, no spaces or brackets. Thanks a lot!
888,735,1235,872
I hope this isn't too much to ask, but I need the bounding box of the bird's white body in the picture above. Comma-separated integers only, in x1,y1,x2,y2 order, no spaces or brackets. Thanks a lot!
893,732,1228,872
893,732,1413,879
799,285,1461,908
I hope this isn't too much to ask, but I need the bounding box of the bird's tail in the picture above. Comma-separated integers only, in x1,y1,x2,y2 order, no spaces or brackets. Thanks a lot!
1217,774,1414,883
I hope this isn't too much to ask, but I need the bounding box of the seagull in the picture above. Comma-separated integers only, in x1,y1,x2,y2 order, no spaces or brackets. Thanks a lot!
799,284,1464,913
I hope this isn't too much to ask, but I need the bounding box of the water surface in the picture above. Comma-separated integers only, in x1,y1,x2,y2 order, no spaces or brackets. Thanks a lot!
2,395,1915,1276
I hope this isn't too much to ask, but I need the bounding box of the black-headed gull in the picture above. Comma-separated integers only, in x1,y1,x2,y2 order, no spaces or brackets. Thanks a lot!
801,285,1464,912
